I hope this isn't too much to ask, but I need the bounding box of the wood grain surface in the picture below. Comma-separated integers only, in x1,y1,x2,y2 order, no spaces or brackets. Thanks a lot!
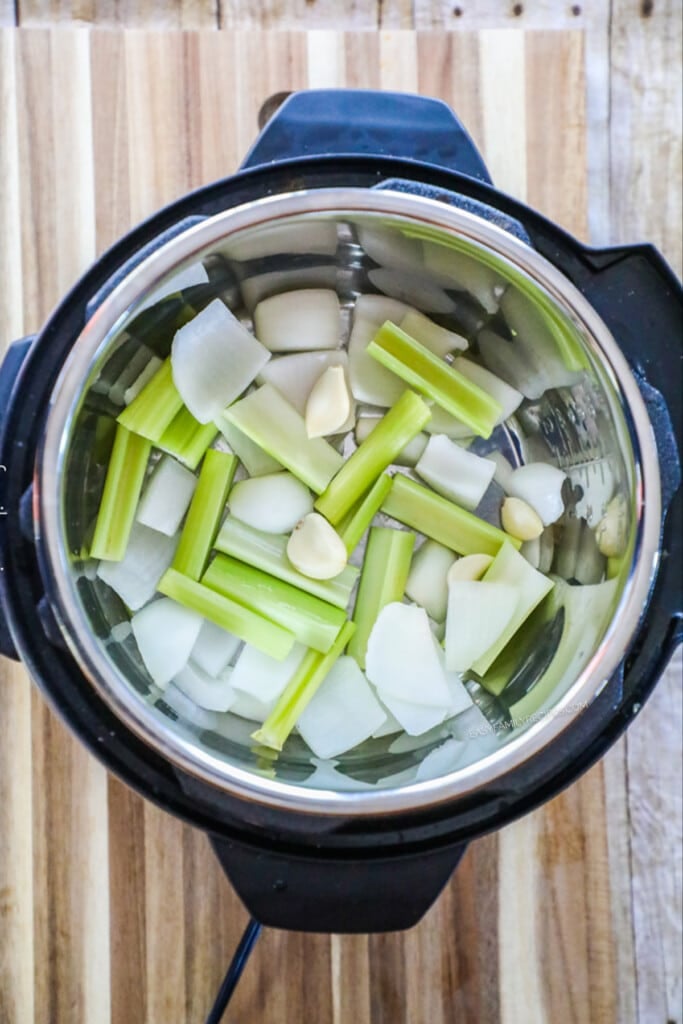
0,23,681,1024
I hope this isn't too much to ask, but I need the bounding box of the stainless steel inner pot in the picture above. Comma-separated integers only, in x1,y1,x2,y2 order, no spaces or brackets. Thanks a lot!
38,188,661,815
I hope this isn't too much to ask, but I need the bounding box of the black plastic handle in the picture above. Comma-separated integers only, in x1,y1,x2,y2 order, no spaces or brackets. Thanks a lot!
0,336,35,660
572,243,683,663
241,89,492,184
210,832,468,933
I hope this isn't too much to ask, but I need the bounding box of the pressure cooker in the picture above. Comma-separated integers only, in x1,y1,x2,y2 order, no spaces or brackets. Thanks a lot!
0,90,681,942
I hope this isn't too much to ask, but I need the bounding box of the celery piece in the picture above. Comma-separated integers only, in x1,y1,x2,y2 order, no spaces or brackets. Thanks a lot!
347,527,415,669
223,384,343,493
368,322,502,438
215,518,358,610
158,406,218,471
90,424,151,561
382,474,517,557
252,620,356,752
203,555,347,653
473,542,554,679
214,411,282,476
172,450,237,580
158,568,295,660
118,357,184,443
337,472,393,554
314,390,431,525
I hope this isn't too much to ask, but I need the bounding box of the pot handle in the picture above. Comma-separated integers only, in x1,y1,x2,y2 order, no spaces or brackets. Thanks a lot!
240,89,492,184
210,832,468,933
0,336,35,660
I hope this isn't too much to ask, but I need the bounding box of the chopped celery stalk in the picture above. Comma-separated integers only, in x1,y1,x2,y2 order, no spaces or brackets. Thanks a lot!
136,456,197,537
347,527,415,669
158,406,218,470
223,384,343,493
382,474,517,557
368,322,502,438
172,450,237,579
117,358,183,442
337,472,393,554
203,555,347,653
314,390,431,524
354,414,428,466
215,518,359,609
90,424,151,561
158,568,295,660
451,356,523,423
252,620,356,752
474,542,555,680
213,412,281,477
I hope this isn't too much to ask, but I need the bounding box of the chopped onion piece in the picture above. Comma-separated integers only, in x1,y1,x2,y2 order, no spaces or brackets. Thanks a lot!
357,224,423,272
253,288,340,352
451,356,522,423
348,297,409,406
447,553,493,583
297,657,387,758
131,597,203,688
229,472,313,534
507,463,566,525
222,221,338,262
365,602,452,706
399,309,468,357
405,540,456,622
136,456,197,536
372,706,403,738
305,365,351,438
421,241,507,314
230,688,275,723
478,329,549,400
173,661,236,712
230,642,307,703
373,690,450,737
97,522,178,611
171,298,270,423
416,434,496,512
485,450,516,493
257,350,351,419
368,268,456,315
190,619,241,677
445,580,519,672
241,267,338,313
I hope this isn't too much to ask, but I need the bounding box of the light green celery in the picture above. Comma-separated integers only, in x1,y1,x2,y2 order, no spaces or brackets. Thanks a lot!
347,526,415,669
337,472,393,554
158,406,218,470
215,518,358,610
223,384,343,493
382,474,517,557
118,357,184,442
252,620,356,752
158,568,295,660
368,322,502,438
203,555,346,653
315,390,431,525
90,424,151,561
172,450,237,579
473,542,554,679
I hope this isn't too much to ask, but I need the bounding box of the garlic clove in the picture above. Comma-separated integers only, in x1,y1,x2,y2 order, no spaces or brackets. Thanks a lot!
595,494,628,557
305,365,351,438
447,553,494,584
286,513,348,580
501,496,544,541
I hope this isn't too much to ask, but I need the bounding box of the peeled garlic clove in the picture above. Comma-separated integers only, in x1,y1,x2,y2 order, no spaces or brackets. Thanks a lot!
286,513,348,579
501,497,544,541
447,553,494,584
305,365,351,438
595,494,628,557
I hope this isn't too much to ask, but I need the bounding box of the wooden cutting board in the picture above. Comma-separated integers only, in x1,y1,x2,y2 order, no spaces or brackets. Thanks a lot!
0,27,680,1024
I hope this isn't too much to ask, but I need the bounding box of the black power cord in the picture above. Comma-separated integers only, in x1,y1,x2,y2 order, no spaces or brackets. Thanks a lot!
204,917,263,1024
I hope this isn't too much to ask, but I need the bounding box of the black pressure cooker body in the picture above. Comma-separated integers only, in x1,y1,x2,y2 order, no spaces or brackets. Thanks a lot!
0,91,681,934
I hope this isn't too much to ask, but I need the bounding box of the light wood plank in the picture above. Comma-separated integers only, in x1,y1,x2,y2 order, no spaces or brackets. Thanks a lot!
479,29,527,201
18,0,218,27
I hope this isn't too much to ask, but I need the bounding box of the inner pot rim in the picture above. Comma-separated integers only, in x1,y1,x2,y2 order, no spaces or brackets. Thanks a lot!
37,187,661,817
